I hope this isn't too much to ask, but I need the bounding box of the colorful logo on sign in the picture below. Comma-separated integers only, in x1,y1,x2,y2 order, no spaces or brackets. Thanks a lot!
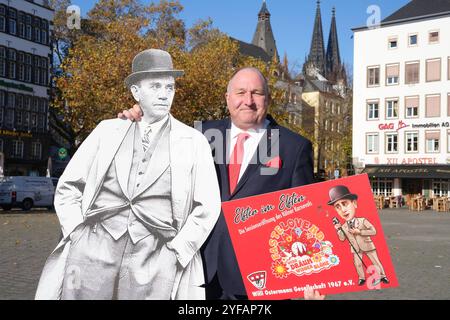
247,271,267,290
269,218,339,278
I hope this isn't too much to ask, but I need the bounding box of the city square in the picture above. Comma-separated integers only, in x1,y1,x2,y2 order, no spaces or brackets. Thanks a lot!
0,207,449,300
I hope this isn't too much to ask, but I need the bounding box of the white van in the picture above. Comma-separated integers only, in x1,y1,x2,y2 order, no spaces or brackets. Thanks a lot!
0,176,56,211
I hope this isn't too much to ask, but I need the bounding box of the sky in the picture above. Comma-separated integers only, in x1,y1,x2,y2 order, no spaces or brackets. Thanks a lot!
70,0,411,74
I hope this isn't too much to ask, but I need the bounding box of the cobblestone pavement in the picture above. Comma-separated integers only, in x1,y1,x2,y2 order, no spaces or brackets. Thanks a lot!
0,208,449,300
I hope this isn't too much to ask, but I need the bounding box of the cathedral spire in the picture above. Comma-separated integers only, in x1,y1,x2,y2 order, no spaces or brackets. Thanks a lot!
326,6,343,83
252,0,279,61
306,0,326,76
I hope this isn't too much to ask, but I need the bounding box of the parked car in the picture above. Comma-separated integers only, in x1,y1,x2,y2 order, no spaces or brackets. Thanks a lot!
0,176,56,211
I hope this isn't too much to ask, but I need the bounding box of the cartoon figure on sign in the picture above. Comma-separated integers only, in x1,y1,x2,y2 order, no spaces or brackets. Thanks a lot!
328,185,390,287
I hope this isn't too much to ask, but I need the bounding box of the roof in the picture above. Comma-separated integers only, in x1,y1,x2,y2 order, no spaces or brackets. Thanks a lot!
383,0,450,23
230,37,271,62
353,0,450,31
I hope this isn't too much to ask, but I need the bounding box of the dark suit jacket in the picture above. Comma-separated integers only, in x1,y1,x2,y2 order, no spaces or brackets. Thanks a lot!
199,115,314,298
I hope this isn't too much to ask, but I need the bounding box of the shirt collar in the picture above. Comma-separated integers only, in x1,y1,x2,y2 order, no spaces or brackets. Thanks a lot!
230,119,270,139
139,114,169,135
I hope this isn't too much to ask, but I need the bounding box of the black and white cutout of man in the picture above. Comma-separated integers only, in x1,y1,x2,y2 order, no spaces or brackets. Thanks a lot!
35,49,221,300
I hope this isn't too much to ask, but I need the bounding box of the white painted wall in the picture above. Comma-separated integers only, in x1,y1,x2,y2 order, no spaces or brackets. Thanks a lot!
353,16,450,169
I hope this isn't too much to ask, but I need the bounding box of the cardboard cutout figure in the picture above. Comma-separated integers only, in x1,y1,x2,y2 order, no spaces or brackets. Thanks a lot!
35,49,221,300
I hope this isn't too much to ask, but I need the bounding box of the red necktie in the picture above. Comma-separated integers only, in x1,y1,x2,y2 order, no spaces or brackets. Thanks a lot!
228,133,250,194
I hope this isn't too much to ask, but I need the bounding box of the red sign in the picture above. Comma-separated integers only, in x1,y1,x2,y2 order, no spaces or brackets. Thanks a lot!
222,174,398,299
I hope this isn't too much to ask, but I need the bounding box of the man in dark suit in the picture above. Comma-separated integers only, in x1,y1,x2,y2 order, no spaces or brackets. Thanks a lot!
119,67,323,300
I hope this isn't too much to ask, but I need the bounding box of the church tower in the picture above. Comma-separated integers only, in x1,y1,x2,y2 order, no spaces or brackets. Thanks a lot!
252,0,279,61
325,7,346,84
304,0,326,76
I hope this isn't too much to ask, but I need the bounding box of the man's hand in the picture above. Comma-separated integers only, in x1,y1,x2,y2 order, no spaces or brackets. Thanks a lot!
334,223,342,230
304,288,326,300
117,104,143,121
348,228,361,235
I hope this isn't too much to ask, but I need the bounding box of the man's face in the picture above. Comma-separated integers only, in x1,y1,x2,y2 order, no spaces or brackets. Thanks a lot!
333,199,357,221
131,76,175,123
226,69,269,130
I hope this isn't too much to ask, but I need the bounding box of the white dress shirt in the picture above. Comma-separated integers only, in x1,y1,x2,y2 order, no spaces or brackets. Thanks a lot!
229,119,270,181
138,115,169,145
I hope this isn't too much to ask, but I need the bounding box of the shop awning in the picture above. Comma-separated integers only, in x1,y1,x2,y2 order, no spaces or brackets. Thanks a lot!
362,165,450,179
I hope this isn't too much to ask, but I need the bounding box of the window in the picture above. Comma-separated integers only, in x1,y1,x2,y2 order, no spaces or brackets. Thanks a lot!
448,94,450,117
5,108,13,127
426,94,440,117
8,48,16,79
409,34,418,46
25,54,32,82
32,97,39,112
386,133,398,153
448,57,450,80
31,113,37,128
24,96,31,110
23,112,29,128
388,37,398,49
432,180,449,197
12,140,24,158
366,133,379,154
40,57,48,85
386,64,399,85
18,12,25,38
18,52,25,81
31,141,42,159
16,110,22,126
33,56,40,84
38,114,45,131
0,90,4,107
0,139,3,153
426,58,441,82
0,5,6,32
406,131,419,152
386,99,399,119
405,61,420,84
7,92,15,108
16,94,23,109
367,101,379,120
8,8,17,35
429,30,439,43
33,17,41,43
405,96,419,118
371,178,393,197
426,131,440,153
0,46,6,77
448,130,450,153
25,15,32,40
0,107,3,125
367,66,380,87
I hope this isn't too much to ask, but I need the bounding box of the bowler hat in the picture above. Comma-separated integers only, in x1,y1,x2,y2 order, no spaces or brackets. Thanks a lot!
327,185,358,205
124,49,184,88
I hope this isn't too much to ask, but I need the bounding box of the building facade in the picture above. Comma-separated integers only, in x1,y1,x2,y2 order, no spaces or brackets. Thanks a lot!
0,0,53,176
353,0,450,198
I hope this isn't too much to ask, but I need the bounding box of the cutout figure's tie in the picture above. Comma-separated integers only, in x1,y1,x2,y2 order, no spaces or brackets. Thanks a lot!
142,125,152,152
228,133,250,194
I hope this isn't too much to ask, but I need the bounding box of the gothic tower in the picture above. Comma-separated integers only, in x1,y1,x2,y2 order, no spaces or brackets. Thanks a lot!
304,0,326,76
326,7,346,84
252,0,279,61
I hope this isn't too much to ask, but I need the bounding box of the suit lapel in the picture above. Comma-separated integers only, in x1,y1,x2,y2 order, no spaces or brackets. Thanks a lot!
85,120,134,212
216,119,231,201
114,123,136,199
